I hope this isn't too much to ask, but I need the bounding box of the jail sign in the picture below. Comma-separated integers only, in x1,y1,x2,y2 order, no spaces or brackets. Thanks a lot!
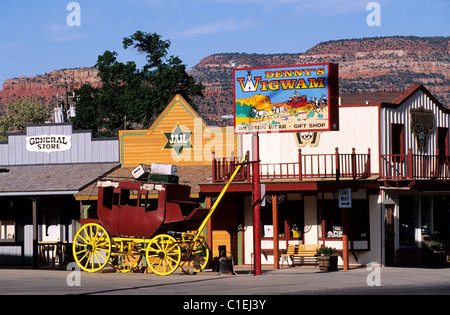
26,135,72,153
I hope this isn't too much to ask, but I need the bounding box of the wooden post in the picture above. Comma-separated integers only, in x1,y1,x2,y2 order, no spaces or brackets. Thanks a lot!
298,149,303,181
31,198,38,269
252,134,262,276
335,147,340,180
408,148,414,179
351,148,356,180
206,196,213,252
211,151,216,183
272,195,279,269
342,207,349,270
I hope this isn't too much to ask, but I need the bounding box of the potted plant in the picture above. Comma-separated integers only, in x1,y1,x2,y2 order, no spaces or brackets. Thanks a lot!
423,236,447,266
316,246,338,271
427,240,447,266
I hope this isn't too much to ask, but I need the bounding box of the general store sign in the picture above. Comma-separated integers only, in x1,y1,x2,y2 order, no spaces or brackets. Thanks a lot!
234,63,339,134
26,135,72,153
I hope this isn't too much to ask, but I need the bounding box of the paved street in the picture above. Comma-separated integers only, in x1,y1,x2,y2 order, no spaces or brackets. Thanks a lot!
1,265,449,296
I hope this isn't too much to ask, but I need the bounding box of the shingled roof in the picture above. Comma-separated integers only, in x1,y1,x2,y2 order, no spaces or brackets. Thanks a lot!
341,84,448,111
0,163,120,195
341,90,405,105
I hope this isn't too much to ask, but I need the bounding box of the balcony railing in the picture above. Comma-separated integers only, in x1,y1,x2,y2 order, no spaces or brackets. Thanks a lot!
380,149,450,180
211,148,372,183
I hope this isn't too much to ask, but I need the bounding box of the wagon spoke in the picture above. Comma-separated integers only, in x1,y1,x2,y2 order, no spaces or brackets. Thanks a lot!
72,223,111,273
146,234,181,276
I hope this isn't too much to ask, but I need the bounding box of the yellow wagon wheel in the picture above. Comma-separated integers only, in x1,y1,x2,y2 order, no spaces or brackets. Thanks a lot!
109,243,144,273
72,223,111,273
146,234,181,276
179,238,210,275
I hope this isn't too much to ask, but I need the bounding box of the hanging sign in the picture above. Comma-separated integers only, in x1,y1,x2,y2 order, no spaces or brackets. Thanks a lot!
410,106,434,151
234,63,339,134
26,135,72,153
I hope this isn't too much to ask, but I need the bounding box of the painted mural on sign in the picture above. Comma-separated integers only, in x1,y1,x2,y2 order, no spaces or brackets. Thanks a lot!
234,63,339,134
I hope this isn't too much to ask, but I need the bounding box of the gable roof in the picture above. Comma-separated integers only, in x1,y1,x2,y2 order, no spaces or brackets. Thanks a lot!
147,94,209,134
341,91,404,105
341,84,449,113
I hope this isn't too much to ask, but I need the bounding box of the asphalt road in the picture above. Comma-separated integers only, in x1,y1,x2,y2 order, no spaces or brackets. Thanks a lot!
1,265,449,297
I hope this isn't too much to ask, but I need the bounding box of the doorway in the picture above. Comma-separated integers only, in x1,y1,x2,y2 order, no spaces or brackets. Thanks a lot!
384,204,395,266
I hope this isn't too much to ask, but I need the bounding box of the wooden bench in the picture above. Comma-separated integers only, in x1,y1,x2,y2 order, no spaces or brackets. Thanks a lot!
281,244,323,267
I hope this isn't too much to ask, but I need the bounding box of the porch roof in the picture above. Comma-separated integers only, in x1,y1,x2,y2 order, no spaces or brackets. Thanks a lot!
0,163,120,196
199,176,381,194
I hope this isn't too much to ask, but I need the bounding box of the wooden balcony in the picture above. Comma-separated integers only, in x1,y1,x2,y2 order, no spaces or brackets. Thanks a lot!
380,149,450,181
211,148,450,184
211,148,372,183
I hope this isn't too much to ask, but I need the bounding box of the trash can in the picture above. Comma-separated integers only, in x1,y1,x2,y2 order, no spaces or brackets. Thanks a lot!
219,257,234,275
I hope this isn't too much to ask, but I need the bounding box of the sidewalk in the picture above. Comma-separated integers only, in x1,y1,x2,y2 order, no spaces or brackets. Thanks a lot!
1,264,449,295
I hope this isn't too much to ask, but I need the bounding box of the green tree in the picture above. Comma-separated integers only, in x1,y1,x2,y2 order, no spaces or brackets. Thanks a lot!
73,31,204,137
0,98,51,141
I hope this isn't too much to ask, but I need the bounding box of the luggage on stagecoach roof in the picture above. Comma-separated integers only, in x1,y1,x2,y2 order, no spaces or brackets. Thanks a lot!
131,164,151,179
151,163,178,176
131,163,178,180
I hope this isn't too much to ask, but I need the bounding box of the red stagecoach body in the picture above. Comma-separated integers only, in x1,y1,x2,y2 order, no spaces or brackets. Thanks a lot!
286,95,308,108
96,180,209,238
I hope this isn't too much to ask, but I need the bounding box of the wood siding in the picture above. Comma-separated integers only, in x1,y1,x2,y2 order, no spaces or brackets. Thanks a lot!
380,89,450,156
242,105,380,173
120,95,237,167
0,123,119,166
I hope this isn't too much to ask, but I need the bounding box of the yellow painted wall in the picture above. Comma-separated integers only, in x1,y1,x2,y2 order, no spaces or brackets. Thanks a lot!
119,95,238,167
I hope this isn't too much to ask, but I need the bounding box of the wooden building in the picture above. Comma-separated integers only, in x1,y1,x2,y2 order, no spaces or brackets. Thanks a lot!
200,84,450,267
119,94,236,167
0,123,119,266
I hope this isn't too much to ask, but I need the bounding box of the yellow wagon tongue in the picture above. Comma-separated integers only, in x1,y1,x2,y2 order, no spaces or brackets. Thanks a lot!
193,154,248,243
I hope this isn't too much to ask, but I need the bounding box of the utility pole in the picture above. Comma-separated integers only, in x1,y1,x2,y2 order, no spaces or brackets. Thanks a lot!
50,79,79,122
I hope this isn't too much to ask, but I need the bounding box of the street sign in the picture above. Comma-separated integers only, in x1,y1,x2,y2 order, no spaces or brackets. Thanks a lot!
338,188,352,208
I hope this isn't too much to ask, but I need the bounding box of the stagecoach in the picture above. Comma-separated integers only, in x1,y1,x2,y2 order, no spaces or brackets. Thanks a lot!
72,159,245,275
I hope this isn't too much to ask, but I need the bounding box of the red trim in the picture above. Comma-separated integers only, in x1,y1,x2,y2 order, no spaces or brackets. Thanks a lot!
339,102,382,108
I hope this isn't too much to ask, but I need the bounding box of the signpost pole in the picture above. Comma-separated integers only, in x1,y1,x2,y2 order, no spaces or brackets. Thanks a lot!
252,134,262,276
338,188,351,271
342,207,349,270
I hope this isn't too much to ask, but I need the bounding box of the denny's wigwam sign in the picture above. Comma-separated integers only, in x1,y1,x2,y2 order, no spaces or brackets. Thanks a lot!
234,63,339,134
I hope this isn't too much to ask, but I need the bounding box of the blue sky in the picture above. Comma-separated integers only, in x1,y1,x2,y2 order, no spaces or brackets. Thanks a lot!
0,0,449,88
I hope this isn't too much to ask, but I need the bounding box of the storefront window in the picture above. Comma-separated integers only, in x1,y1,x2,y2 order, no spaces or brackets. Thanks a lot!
0,205,16,241
261,201,285,238
319,199,369,241
0,220,15,241
399,195,419,248
260,196,303,239
321,200,342,239
433,195,450,245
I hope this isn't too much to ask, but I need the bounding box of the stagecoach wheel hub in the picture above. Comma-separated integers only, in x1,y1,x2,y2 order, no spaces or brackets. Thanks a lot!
158,251,165,259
